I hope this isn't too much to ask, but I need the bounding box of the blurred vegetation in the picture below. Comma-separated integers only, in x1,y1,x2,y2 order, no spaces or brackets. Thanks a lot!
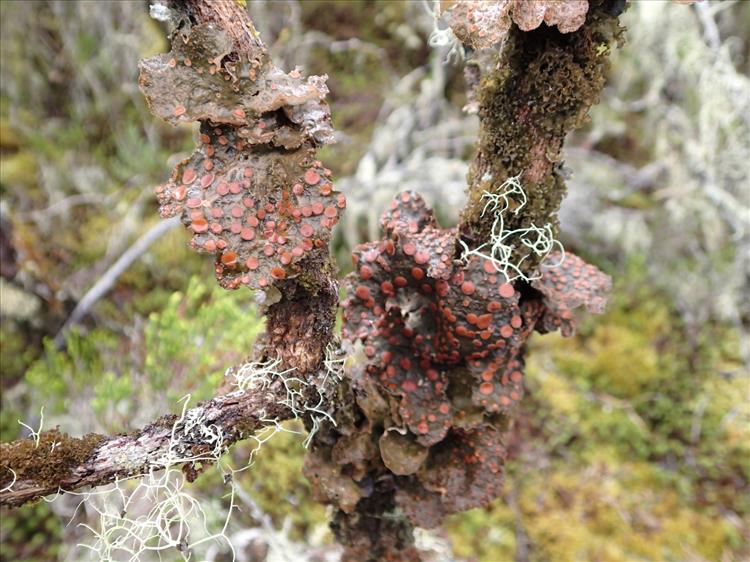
0,1,748,561
446,260,748,562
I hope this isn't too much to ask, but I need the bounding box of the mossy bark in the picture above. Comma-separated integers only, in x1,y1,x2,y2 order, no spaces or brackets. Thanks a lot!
459,0,625,275
0,382,293,507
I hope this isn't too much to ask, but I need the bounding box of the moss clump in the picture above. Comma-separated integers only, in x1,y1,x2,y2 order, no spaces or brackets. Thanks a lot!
0,429,104,491
462,2,625,273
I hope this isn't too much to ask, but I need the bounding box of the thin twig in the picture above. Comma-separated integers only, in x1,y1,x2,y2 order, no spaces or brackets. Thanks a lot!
54,216,181,347
694,1,721,53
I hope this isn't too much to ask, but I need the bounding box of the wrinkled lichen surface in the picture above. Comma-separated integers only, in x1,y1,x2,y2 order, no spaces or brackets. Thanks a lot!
306,193,611,546
302,4,622,557
447,0,590,50
140,21,344,292
139,5,345,377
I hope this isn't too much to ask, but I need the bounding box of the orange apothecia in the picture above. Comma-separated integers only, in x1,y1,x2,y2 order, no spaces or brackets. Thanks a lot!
141,20,345,291
332,191,611,528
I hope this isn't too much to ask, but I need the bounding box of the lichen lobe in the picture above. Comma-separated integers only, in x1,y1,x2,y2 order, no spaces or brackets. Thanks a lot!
307,192,611,535
446,0,590,51
138,20,344,292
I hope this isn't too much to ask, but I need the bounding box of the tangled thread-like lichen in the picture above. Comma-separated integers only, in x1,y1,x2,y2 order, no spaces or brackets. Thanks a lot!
458,175,565,282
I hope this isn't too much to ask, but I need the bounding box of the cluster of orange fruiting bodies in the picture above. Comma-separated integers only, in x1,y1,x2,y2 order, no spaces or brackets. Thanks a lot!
329,191,610,526
156,122,344,290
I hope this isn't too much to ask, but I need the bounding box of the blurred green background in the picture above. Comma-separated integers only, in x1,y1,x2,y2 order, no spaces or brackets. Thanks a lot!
0,1,747,561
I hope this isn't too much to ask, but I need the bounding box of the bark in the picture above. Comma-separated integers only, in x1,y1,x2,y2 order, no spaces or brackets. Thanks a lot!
178,0,264,52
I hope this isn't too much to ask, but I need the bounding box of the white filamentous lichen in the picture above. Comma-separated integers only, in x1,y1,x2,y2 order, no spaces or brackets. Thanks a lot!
459,174,565,281
17,405,45,449
425,0,465,64
67,395,238,561
305,343,345,448
0,468,16,494
46,335,343,560
70,353,342,561
230,349,341,450
74,467,236,561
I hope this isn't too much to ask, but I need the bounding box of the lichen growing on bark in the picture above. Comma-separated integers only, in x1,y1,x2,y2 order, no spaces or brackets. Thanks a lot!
139,1,345,376
300,6,626,556
140,20,344,292
306,192,610,555
460,1,625,275
446,0,590,50
395,425,507,528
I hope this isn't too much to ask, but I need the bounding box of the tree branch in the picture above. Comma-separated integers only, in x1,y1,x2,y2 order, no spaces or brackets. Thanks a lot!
0,382,292,507
1,0,346,509
143,0,343,376
459,1,626,274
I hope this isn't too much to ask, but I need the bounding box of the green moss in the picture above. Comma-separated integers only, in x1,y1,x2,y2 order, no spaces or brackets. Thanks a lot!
444,494,517,562
514,459,740,562
23,276,264,432
462,3,625,273
295,268,325,294
0,429,104,491
0,322,40,392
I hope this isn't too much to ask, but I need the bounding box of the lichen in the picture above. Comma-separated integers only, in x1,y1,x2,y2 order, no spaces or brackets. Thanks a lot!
532,251,612,336
303,446,362,514
396,426,507,527
139,18,344,292
139,23,330,135
307,192,610,533
446,0,590,51
460,2,625,274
